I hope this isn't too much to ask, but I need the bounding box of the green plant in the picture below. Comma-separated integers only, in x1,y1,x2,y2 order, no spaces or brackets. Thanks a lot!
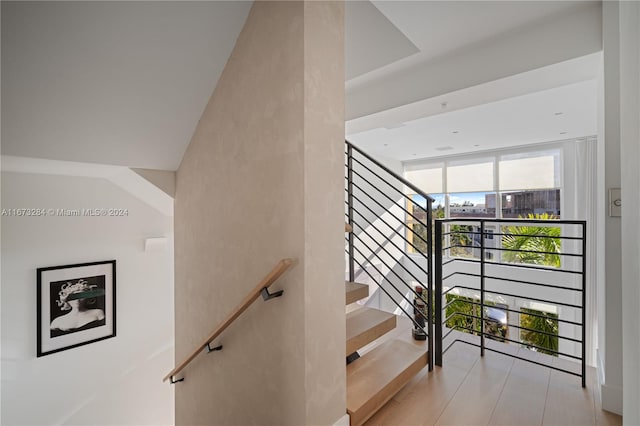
445,294,479,334
449,224,474,258
501,213,561,267
520,308,559,356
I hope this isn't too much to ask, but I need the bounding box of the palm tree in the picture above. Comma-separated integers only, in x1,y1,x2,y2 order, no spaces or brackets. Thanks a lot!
501,213,561,267
520,308,559,356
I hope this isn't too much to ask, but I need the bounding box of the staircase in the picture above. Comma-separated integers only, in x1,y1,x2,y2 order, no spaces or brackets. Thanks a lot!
343,141,435,426
344,275,429,425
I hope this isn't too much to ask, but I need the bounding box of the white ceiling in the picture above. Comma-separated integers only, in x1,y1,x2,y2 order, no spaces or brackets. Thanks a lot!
347,79,597,162
345,1,601,163
347,1,594,86
1,1,252,170
2,1,601,171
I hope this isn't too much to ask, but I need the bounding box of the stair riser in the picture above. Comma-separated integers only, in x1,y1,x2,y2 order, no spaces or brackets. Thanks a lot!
346,316,396,356
348,352,428,426
346,286,368,305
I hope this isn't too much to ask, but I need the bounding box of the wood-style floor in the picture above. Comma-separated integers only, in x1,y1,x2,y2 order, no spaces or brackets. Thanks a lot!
364,333,622,426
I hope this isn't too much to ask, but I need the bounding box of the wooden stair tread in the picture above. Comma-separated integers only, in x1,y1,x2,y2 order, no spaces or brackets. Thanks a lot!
347,339,428,426
345,281,368,305
346,307,396,356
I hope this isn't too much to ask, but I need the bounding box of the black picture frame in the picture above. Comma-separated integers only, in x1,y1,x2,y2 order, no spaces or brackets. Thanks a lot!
37,260,116,357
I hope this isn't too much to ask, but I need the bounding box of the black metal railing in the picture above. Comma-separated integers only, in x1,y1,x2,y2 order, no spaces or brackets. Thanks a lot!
434,218,587,387
345,140,434,369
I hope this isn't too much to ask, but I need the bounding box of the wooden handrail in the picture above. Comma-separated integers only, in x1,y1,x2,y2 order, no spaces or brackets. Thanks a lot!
163,258,295,382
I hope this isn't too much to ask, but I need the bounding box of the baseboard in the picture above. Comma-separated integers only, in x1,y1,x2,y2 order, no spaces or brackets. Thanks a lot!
333,413,350,426
596,348,605,386
601,383,623,416
596,348,623,416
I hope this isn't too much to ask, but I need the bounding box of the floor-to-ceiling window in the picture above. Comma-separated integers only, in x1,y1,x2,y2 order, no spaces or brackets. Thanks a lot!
404,146,562,267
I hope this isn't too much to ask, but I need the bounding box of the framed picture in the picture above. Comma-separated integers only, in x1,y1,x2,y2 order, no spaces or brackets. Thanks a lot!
37,260,116,357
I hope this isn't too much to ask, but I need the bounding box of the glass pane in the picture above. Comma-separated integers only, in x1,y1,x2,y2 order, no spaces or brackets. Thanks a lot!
449,224,477,258
520,308,559,356
431,193,445,219
405,167,443,194
501,189,561,218
447,160,493,192
501,221,562,268
499,151,560,190
449,192,496,218
406,194,428,254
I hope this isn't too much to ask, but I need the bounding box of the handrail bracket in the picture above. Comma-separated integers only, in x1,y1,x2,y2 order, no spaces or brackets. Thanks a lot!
206,343,223,353
170,376,184,385
261,287,283,301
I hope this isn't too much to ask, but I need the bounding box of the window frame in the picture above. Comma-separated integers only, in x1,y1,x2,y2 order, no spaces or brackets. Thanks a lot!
403,144,564,265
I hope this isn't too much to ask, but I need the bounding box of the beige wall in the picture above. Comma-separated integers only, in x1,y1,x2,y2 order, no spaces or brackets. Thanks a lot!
174,2,345,425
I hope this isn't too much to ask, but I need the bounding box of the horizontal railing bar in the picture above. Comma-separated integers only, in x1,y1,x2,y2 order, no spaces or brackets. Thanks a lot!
349,204,428,258
441,298,582,326
483,275,582,292
441,257,583,274
440,325,580,360
442,244,582,258
350,251,429,334
442,271,583,292
348,213,431,279
485,246,583,257
346,140,435,203
349,177,428,234
344,160,421,208
350,236,430,324
163,258,295,382
442,271,480,281
346,219,404,272
349,194,430,258
348,157,427,213
495,232,583,240
442,285,583,309
442,309,582,343
351,225,430,298
351,170,424,230
347,168,418,210
438,218,587,226
442,231,583,241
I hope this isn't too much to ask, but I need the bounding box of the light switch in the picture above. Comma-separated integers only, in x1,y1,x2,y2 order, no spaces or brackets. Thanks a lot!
609,188,621,217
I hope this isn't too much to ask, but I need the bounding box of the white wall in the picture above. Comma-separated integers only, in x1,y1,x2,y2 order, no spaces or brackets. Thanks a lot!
598,2,624,415
619,1,640,424
1,171,174,425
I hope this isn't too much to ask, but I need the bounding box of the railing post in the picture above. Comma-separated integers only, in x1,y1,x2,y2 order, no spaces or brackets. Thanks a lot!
426,199,433,371
480,220,485,357
347,144,355,282
435,220,443,366
581,222,587,388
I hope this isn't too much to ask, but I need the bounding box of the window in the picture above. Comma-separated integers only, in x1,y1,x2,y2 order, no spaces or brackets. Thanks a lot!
447,160,493,193
404,147,562,266
406,193,444,254
449,192,496,218
501,189,560,218
445,294,508,341
520,307,558,356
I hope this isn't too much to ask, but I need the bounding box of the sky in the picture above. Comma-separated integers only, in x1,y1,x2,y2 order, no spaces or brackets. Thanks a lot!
412,192,490,208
